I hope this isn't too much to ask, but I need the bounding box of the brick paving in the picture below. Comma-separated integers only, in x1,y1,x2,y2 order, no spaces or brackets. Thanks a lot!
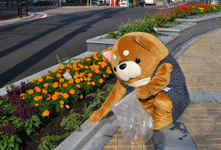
102,30,221,150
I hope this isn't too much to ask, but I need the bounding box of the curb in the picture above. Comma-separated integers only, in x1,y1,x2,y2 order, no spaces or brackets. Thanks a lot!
0,11,35,27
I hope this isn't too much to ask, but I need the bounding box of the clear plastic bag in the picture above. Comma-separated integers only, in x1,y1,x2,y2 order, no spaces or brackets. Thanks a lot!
112,89,153,145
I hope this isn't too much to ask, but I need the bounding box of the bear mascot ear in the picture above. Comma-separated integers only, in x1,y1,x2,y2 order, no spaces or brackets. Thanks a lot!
134,36,151,51
100,47,112,63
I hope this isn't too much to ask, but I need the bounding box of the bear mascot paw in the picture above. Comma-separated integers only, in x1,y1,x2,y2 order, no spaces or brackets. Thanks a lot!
89,32,190,130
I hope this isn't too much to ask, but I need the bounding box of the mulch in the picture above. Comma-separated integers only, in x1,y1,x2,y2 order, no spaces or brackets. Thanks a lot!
0,13,28,21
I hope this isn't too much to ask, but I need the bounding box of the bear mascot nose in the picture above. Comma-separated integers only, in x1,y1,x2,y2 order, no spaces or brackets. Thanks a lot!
119,63,127,70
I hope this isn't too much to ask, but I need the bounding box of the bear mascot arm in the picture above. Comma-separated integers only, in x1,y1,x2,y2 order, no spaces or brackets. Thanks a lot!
137,63,173,99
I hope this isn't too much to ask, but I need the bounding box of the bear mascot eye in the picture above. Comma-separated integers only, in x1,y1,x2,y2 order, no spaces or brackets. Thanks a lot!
114,67,116,71
135,58,140,64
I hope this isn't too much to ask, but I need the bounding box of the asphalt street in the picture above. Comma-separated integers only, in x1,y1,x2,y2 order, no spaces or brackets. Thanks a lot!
0,3,196,87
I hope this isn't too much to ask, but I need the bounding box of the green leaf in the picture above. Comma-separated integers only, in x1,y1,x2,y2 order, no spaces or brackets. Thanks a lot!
31,116,40,123
34,123,39,128
14,144,19,150
8,142,15,148
0,100,3,106
26,128,31,135
15,137,22,144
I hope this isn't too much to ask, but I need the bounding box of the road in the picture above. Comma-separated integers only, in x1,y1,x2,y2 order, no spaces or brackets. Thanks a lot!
0,3,194,87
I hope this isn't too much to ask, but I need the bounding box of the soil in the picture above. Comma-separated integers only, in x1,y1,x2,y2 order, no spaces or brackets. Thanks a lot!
19,76,117,150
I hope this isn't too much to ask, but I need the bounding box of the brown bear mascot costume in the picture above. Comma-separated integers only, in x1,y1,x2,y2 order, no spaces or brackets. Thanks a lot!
89,32,190,130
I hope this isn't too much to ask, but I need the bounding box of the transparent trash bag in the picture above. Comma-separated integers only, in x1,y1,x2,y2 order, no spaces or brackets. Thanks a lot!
112,89,153,145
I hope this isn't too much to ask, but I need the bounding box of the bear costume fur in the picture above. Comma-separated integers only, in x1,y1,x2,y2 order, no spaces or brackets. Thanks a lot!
89,32,190,130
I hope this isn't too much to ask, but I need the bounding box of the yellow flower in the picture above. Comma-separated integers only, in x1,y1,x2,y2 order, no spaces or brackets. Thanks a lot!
76,84,81,88
63,93,69,99
59,78,65,82
42,110,50,117
38,78,43,82
60,100,64,105
99,79,103,84
63,83,68,87
28,89,34,95
70,89,75,95
56,73,61,78
66,105,70,109
52,95,58,100
44,83,49,87
80,94,83,99
60,105,64,108
42,89,48,94
32,78,37,82
53,82,59,88
35,103,39,107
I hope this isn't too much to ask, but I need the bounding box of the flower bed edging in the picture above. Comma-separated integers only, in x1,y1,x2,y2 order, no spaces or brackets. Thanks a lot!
0,51,94,98
176,11,221,36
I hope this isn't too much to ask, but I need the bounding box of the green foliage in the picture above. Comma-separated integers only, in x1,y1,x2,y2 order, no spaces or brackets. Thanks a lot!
37,132,71,150
0,133,21,150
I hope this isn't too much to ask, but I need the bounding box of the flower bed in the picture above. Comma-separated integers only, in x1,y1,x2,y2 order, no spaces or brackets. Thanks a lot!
103,3,220,39
32,1,51,6
0,52,115,149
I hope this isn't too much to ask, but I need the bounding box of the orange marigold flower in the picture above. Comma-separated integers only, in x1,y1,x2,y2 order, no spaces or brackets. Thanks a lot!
86,58,91,61
53,82,59,88
56,73,61,78
38,96,43,100
103,75,106,78
106,70,112,74
46,76,53,80
70,89,75,95
34,96,39,101
42,89,48,94
60,65,65,70
59,78,65,82
35,87,41,93
20,93,24,97
88,73,93,77
35,103,39,107
42,110,50,117
52,70,56,73
52,95,58,100
63,83,68,87
66,105,70,109
80,65,84,69
76,84,81,88
87,54,91,57
91,82,95,86
87,82,91,85
67,64,72,68
95,69,100,74
80,78,83,81
60,105,64,108
38,78,43,82
68,78,74,84
76,59,81,63
32,78,37,82
46,94,51,101
80,94,83,99
55,92,60,96
44,83,49,87
99,79,103,84
85,66,89,69
60,100,64,105
73,63,77,68
63,93,69,99
75,79,81,83
28,90,34,95
56,66,60,70
87,77,91,81
65,69,70,73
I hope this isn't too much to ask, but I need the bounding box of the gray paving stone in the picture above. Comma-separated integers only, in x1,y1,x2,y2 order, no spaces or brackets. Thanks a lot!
189,92,216,102
208,92,221,102
82,115,119,150
152,118,198,150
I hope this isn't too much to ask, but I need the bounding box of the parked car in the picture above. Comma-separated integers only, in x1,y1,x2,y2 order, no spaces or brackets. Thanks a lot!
66,0,103,6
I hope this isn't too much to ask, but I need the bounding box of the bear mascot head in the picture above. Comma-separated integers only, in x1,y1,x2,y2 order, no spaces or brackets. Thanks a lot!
89,32,190,130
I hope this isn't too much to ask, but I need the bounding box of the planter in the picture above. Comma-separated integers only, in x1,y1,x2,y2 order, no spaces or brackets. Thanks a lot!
176,12,221,36
86,32,179,53
154,22,197,48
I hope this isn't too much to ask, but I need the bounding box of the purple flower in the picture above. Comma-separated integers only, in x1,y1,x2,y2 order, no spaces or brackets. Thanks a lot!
0,119,16,137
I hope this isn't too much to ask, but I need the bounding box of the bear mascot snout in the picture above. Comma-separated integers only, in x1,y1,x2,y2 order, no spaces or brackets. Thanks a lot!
89,32,190,130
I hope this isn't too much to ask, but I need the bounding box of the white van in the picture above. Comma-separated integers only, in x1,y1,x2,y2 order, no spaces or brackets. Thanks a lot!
145,0,156,5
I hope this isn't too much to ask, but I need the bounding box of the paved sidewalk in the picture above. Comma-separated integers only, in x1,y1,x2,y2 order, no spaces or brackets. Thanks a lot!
102,30,221,150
